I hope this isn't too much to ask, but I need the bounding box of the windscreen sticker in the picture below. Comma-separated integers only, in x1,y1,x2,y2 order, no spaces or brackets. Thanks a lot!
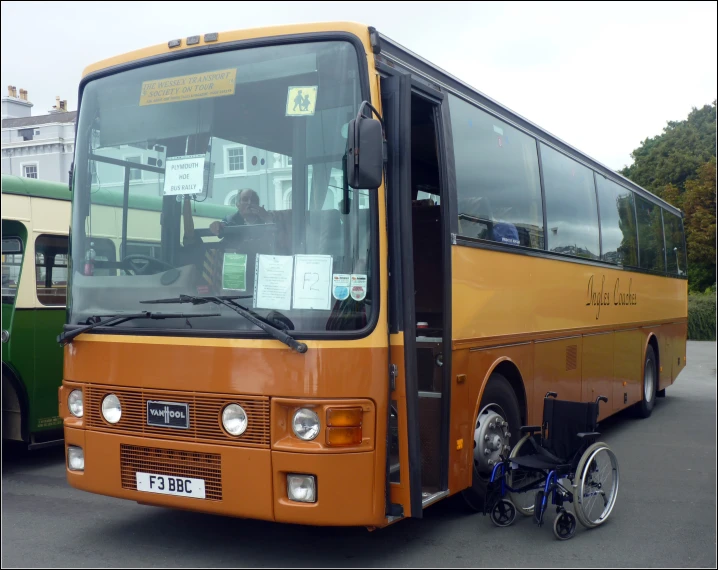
254,254,294,311
350,274,367,301
139,69,237,106
222,253,247,291
292,255,333,310
332,274,351,301
286,86,318,116
163,154,205,195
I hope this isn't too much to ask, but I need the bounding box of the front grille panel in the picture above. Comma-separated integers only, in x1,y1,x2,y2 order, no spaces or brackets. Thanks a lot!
85,387,270,447
120,444,222,500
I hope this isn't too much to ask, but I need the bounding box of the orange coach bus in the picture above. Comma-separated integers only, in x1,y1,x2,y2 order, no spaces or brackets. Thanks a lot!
59,22,688,528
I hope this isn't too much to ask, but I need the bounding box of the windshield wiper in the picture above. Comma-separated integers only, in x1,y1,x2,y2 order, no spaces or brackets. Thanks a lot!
140,295,308,354
57,311,220,346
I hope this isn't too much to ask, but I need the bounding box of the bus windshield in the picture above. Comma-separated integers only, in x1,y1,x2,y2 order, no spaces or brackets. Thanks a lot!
70,40,374,335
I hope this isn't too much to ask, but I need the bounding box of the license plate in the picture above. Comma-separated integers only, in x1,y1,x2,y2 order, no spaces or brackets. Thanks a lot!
136,472,206,499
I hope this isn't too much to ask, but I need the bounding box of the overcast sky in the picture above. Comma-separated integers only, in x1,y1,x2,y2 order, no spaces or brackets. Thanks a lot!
1,1,715,170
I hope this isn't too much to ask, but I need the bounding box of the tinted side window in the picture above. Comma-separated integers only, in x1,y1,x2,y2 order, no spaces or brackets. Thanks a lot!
35,234,69,306
635,195,665,272
541,144,599,259
663,210,687,276
596,176,638,266
449,95,544,249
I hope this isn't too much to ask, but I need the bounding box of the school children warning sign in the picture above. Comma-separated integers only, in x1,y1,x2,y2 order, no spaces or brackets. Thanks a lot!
139,69,237,106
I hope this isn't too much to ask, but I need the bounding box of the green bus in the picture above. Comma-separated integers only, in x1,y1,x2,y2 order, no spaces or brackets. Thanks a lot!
2,173,236,448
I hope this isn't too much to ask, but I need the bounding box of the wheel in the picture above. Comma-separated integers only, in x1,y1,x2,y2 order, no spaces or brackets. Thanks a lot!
553,511,577,540
490,499,517,527
121,254,175,275
461,374,522,512
635,345,657,418
574,442,619,528
507,434,545,516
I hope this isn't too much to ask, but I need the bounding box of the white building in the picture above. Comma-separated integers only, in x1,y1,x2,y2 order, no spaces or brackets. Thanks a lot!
2,86,76,184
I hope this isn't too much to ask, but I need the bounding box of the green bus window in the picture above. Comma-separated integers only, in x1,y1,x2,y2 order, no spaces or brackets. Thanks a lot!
2,238,24,304
635,195,665,273
663,210,687,276
596,177,638,267
35,234,69,306
449,94,544,249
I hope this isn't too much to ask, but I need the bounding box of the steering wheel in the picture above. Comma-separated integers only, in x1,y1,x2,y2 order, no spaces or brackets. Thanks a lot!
121,254,175,275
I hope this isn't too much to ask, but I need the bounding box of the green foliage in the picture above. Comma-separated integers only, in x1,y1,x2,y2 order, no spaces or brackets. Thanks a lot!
688,292,717,341
620,102,716,291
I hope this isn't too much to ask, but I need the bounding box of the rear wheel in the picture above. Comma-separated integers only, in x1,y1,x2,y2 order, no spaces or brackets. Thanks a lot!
461,374,522,512
508,434,545,516
636,345,657,418
574,442,619,528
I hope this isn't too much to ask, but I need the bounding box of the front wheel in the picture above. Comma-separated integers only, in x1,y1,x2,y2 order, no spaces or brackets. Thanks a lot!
461,374,522,512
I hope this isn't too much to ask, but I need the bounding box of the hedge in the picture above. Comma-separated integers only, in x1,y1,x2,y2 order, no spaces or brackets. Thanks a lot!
688,293,717,341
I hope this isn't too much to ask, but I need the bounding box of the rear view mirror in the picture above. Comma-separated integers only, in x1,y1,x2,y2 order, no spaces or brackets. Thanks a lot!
345,105,385,190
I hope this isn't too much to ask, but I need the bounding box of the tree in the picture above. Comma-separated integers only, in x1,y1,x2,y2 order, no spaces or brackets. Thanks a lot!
683,160,716,290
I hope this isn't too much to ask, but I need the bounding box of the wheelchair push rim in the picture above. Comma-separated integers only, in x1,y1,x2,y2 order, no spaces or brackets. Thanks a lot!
574,442,619,528
507,434,546,516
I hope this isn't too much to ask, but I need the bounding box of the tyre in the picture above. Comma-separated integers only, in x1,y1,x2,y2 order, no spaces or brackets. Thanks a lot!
553,511,577,540
636,345,657,418
574,442,619,528
508,434,545,516
461,373,522,512
490,499,517,527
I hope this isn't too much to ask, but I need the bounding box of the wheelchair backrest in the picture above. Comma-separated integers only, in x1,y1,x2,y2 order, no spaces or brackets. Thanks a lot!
542,398,600,462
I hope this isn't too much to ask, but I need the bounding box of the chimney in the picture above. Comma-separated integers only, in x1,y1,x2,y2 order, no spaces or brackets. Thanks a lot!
2,85,32,120
60,100,67,111
19,89,27,101
7,85,18,98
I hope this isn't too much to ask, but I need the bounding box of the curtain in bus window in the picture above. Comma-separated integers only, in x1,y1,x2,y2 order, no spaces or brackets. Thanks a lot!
540,143,600,259
635,195,665,272
448,94,544,249
35,234,69,306
596,176,638,267
663,210,687,276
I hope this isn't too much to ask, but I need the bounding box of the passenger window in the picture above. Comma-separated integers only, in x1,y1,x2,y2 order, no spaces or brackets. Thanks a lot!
541,144,599,259
449,94,544,249
35,234,69,306
596,176,638,267
663,210,686,276
635,195,665,272
2,238,24,304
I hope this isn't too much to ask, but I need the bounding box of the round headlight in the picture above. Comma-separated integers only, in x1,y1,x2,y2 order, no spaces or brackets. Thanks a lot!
222,404,248,436
68,389,83,418
101,394,122,424
292,408,320,441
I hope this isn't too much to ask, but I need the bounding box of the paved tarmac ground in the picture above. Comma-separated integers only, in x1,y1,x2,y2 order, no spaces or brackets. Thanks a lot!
2,341,716,568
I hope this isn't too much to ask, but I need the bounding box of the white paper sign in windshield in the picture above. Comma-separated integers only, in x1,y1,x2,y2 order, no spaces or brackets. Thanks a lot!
254,254,294,311
163,154,205,195
292,255,333,310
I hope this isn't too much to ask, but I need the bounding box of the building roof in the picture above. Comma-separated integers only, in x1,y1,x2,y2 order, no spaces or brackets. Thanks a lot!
2,111,77,129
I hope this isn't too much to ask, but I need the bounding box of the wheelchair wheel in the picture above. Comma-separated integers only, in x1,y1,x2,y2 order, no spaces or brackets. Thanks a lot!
574,442,619,528
553,511,577,540
508,434,545,516
490,499,517,527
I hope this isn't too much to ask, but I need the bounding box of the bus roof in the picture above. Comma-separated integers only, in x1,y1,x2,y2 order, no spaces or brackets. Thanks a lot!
1,174,234,219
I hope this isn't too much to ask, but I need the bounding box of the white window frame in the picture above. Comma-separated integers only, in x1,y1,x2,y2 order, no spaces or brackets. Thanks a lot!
224,145,247,174
20,161,39,179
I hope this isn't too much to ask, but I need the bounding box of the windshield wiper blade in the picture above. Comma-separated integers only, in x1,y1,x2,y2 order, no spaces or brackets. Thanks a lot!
140,295,308,354
57,311,220,346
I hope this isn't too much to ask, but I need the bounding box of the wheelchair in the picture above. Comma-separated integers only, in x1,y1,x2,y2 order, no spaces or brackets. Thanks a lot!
483,392,620,540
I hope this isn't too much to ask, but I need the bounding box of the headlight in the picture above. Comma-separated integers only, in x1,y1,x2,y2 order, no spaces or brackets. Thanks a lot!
67,446,84,471
101,394,122,424
222,404,248,436
292,408,320,441
68,389,84,418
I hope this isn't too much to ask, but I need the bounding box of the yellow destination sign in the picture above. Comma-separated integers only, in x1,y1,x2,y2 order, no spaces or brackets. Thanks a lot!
139,69,237,106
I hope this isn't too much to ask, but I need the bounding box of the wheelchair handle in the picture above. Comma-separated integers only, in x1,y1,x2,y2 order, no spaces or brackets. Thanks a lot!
545,391,558,399
596,395,608,405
